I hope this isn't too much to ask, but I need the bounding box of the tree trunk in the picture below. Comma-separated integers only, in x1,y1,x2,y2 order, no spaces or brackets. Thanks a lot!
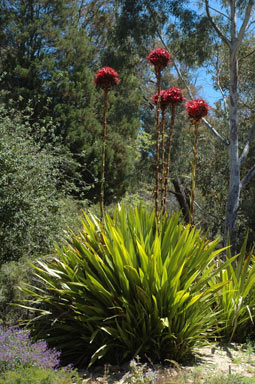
172,178,190,225
224,1,240,253
204,0,255,253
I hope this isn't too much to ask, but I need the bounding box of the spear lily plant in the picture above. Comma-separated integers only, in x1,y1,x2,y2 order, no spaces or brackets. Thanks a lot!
19,205,232,367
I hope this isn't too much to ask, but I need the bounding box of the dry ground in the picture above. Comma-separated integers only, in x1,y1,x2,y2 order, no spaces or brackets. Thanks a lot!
78,343,255,384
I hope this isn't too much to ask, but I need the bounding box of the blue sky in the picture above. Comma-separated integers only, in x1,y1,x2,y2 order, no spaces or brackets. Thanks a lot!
193,68,221,106
187,0,246,106
189,0,223,106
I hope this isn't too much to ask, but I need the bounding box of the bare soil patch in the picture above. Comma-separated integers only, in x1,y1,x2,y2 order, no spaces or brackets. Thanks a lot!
78,343,255,383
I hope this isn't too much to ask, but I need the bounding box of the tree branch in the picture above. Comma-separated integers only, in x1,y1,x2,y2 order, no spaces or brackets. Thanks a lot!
240,164,255,189
216,60,228,116
208,5,230,20
201,117,229,145
240,122,255,166
161,38,229,145
234,0,255,57
205,0,231,47
239,47,255,62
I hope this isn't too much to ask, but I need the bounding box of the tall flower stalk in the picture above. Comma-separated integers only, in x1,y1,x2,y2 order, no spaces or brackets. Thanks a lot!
101,88,108,219
155,75,161,222
94,66,119,219
190,119,199,226
185,99,209,225
147,48,170,222
152,90,169,211
160,107,166,208
163,87,185,214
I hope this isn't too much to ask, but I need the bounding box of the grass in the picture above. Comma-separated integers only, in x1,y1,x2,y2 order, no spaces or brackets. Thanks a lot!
0,367,82,384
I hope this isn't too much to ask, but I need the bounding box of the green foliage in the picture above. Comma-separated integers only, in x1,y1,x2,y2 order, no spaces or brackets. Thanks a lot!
210,236,255,342
0,0,67,115
0,367,81,384
115,0,214,66
0,259,33,325
20,205,230,367
203,374,255,384
0,0,143,204
0,102,83,265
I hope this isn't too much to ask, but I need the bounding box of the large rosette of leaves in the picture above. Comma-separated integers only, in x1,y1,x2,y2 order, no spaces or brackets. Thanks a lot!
20,205,231,367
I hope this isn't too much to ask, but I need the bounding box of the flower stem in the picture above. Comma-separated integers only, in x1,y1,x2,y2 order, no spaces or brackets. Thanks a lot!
100,89,108,220
163,104,175,214
155,72,161,223
160,109,166,211
190,120,199,226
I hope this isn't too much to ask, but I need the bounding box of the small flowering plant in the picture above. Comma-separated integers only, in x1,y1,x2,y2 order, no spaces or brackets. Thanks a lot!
94,66,119,90
122,356,156,384
147,48,171,73
185,98,209,122
0,326,61,372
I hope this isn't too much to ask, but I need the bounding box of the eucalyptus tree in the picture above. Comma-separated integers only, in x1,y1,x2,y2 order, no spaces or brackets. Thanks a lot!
202,0,255,251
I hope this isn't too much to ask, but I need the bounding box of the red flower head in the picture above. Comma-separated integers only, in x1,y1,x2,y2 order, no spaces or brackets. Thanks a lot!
94,66,119,90
185,99,209,122
165,87,185,105
147,48,171,73
153,88,185,110
152,90,170,110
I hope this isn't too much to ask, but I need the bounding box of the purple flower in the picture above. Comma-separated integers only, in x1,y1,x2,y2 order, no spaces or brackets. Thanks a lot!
0,326,61,372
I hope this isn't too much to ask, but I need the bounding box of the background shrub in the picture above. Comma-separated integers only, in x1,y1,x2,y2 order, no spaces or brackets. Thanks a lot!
0,258,34,326
0,101,86,266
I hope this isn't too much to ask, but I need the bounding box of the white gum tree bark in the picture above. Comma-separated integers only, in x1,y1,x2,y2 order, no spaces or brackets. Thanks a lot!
205,0,255,252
